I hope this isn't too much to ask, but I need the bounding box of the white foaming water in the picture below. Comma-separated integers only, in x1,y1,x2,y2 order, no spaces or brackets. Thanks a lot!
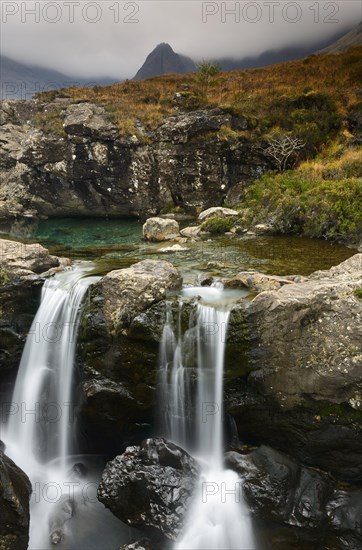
2,265,133,549
160,285,256,550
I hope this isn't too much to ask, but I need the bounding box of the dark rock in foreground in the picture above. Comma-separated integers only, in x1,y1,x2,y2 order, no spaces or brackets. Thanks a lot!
225,445,362,550
98,438,199,543
0,451,32,550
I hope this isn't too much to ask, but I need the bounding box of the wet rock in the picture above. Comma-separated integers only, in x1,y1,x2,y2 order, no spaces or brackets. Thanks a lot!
226,446,333,530
225,445,362,549
118,539,153,550
143,218,180,241
98,438,199,543
198,206,239,222
49,498,74,546
228,254,362,481
0,451,32,550
78,262,182,451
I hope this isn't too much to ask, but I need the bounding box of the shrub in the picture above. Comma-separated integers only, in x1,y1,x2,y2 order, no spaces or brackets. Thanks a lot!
201,217,234,234
354,287,362,299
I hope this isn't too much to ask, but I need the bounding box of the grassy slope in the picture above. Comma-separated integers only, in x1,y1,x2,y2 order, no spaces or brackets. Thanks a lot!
38,47,362,243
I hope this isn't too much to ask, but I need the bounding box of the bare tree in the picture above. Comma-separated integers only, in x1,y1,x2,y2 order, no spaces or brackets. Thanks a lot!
265,136,306,172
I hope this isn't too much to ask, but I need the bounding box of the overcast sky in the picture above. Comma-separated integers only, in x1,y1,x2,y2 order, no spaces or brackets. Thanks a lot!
1,1,361,79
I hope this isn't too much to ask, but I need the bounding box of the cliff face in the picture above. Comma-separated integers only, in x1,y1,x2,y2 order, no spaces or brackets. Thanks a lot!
0,100,270,221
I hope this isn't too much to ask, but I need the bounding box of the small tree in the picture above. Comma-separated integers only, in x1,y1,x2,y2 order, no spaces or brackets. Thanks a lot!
265,135,306,172
197,62,221,98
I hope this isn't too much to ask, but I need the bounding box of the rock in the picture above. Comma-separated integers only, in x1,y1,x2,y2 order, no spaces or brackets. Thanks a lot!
159,244,188,253
156,108,230,143
49,498,74,546
100,260,182,329
118,539,153,550
0,102,271,220
180,226,202,238
98,438,199,543
0,239,62,376
143,218,180,242
0,451,32,550
78,262,182,451
227,254,362,481
226,446,333,530
198,206,239,222
223,271,295,292
253,223,274,235
62,103,118,140
225,445,362,549
0,238,59,274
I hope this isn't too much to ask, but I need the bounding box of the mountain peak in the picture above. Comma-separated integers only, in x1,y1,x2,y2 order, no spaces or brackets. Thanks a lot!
133,43,196,81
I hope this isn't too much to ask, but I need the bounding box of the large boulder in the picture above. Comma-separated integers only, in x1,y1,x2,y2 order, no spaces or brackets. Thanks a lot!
227,254,362,481
98,438,199,543
198,206,239,222
0,239,63,376
0,238,59,275
143,218,180,242
225,446,362,550
77,261,182,451
98,259,182,329
0,451,32,550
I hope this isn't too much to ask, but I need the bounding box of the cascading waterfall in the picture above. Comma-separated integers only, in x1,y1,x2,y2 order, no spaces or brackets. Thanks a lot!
1,265,129,549
160,285,256,550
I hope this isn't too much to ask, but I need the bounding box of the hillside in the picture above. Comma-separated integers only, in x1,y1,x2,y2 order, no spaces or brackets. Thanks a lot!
0,55,117,99
39,46,362,140
4,46,360,244
316,22,362,55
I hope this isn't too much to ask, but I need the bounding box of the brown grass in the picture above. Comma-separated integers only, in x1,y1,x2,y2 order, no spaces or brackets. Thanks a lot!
37,46,362,132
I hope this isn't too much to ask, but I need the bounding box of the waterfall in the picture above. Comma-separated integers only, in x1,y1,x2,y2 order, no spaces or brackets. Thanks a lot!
160,285,256,550
1,265,130,549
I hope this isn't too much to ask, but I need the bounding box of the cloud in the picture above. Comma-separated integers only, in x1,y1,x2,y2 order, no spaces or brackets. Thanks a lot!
1,0,360,79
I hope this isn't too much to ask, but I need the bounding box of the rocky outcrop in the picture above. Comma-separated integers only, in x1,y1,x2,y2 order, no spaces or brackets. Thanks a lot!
0,100,270,221
227,254,362,481
0,451,32,550
78,260,182,451
0,238,59,275
0,238,63,375
225,445,362,550
98,438,199,543
143,218,180,242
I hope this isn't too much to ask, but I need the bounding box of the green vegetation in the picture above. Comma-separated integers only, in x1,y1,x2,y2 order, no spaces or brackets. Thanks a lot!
0,269,10,285
354,287,362,299
32,110,66,137
239,168,362,243
201,217,234,234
